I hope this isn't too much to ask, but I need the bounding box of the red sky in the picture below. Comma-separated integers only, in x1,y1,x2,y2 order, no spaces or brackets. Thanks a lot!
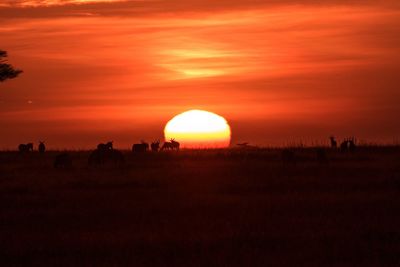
1,0,400,149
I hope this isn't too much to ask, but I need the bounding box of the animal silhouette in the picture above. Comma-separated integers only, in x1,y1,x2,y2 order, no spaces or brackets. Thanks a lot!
348,137,356,152
89,148,124,166
38,141,46,154
340,139,349,152
329,136,337,148
18,143,33,153
171,139,180,150
151,140,160,152
340,137,357,153
132,141,149,153
161,142,173,150
161,138,180,151
97,141,113,151
54,153,72,169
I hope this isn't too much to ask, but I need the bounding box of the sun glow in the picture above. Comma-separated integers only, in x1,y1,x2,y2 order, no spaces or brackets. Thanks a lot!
164,110,231,148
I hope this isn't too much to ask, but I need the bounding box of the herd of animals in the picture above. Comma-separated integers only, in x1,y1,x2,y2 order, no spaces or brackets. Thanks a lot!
15,136,356,168
16,139,180,169
281,136,357,165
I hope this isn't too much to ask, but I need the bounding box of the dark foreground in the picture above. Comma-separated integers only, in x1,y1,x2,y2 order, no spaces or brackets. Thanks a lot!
1,147,400,266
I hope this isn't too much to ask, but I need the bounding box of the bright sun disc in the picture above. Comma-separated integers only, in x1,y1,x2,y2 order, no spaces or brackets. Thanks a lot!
164,110,231,148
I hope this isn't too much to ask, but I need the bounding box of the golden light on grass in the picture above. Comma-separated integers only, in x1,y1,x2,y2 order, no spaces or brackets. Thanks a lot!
164,110,231,148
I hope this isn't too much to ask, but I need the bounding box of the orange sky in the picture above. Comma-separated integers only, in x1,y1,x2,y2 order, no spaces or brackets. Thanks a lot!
1,0,400,148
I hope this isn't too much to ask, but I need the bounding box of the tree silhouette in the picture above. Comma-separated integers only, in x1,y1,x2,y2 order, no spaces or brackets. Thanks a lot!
0,50,22,82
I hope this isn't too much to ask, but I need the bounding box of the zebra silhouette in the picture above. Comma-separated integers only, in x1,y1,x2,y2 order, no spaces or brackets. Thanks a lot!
97,141,113,151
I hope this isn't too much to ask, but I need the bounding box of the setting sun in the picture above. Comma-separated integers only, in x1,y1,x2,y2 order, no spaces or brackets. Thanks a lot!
164,110,231,148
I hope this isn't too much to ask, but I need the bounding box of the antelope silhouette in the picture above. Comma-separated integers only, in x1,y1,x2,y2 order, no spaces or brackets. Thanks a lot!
161,138,180,151
170,139,180,150
151,140,160,152
18,143,33,153
97,141,113,151
38,141,46,154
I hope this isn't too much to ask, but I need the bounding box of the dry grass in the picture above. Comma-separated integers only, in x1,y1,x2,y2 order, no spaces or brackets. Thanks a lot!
1,147,400,266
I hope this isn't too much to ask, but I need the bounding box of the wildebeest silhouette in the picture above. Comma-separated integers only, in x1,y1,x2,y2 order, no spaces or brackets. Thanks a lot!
151,140,160,152
18,143,33,153
281,148,296,165
132,141,149,153
89,148,124,166
97,141,113,151
54,153,72,169
330,136,337,148
38,141,46,154
316,148,329,164
161,139,180,151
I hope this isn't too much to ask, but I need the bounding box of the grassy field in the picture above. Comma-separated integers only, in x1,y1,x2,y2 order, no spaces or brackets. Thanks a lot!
1,147,400,266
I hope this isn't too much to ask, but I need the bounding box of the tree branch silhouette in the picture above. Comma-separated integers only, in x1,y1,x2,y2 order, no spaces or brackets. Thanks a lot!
0,50,23,82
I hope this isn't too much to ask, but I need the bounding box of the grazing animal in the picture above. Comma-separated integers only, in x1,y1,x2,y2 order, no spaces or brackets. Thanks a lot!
97,141,113,151
18,143,33,153
132,141,149,153
329,136,337,148
161,142,173,151
161,139,180,151
170,138,180,150
38,141,46,154
316,148,329,164
282,149,296,165
54,153,72,169
151,140,160,152
89,148,125,166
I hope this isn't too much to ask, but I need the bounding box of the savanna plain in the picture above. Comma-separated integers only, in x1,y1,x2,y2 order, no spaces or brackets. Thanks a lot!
1,147,400,266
